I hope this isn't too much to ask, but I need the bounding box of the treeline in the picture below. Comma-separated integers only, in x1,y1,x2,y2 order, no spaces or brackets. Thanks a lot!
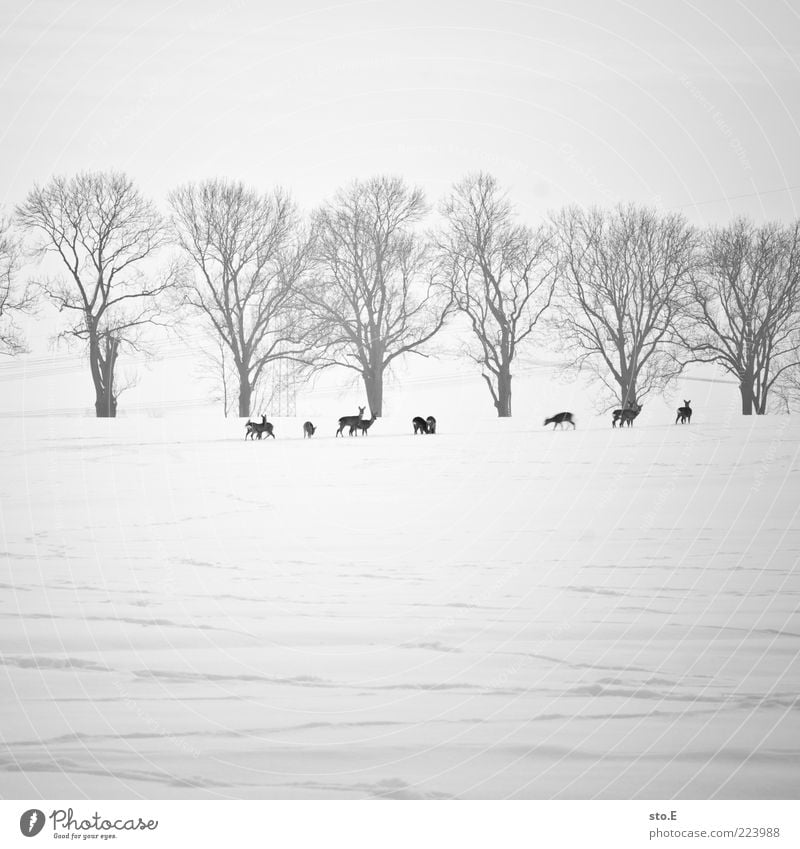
2,171,800,417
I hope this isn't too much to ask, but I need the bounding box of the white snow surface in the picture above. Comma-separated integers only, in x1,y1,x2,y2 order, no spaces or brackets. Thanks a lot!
1,413,799,799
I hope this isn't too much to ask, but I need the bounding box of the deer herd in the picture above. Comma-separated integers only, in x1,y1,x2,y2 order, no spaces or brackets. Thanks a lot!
245,401,692,440
246,408,436,440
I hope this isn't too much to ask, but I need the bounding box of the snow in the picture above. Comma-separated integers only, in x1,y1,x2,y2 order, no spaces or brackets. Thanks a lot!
1,412,798,799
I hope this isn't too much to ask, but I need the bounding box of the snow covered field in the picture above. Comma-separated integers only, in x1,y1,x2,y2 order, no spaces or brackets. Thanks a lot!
1,413,799,799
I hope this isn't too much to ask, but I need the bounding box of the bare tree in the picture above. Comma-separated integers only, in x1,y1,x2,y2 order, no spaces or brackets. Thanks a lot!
190,334,235,418
552,204,697,409
304,176,449,416
0,215,34,355
16,172,173,416
680,219,800,415
773,368,800,413
438,173,557,417
169,179,312,418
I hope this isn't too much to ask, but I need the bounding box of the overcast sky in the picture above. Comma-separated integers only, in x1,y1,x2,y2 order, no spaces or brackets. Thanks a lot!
3,0,799,219
1,0,798,415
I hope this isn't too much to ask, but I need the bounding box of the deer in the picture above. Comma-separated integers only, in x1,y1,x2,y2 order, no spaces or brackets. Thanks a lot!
303,421,316,438
676,400,692,424
544,412,575,430
244,416,261,440
336,406,365,437
353,413,377,436
245,414,274,440
412,416,429,434
612,402,642,428
426,415,437,434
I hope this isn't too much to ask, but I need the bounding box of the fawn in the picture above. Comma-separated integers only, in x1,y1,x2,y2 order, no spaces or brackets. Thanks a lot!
303,421,316,438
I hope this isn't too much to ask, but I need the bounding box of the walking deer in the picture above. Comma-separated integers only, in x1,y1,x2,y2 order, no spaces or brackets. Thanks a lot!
612,402,642,428
303,421,316,438
245,415,274,439
544,412,575,430
676,400,692,424
337,406,365,437
244,416,261,440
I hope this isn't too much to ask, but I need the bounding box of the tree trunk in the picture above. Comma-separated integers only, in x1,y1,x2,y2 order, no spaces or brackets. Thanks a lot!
220,340,229,418
238,372,252,418
363,370,383,417
754,381,768,415
739,379,754,415
495,368,512,417
90,333,118,417
619,370,637,409
94,389,117,417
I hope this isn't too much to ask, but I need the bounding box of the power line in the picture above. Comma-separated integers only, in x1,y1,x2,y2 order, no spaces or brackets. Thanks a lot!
0,344,202,383
0,397,214,418
677,184,800,209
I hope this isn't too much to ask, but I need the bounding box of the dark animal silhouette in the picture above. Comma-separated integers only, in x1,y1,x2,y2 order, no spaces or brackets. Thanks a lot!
245,414,270,440
612,402,642,428
337,406,365,437
412,416,429,434
303,421,316,438
544,412,575,430
676,400,692,424
426,415,437,434
244,415,267,439
353,413,377,436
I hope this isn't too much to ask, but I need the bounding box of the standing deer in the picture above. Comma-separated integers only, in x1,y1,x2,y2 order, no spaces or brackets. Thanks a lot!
426,415,437,434
353,413,377,436
412,416,429,434
544,412,575,430
612,402,642,428
676,400,692,424
303,421,316,438
337,406,365,437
